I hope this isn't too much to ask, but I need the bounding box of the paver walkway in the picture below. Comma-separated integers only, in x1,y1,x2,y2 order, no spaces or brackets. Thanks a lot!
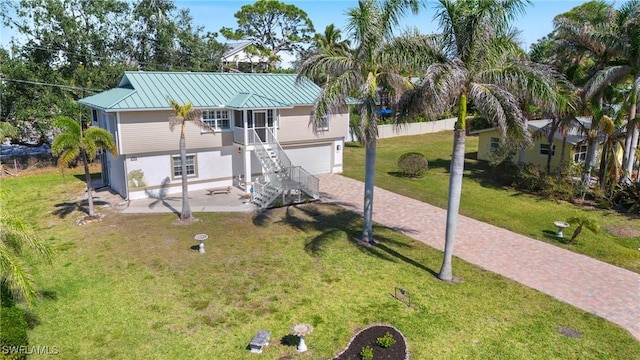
318,174,640,341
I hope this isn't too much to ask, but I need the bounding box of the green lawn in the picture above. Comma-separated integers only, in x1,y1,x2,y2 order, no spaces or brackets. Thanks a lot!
342,132,640,274
2,168,639,359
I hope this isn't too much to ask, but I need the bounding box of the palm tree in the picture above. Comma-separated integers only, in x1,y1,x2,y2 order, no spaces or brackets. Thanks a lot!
564,1,640,183
52,116,117,217
168,98,208,223
0,189,53,304
566,215,599,244
298,0,422,244
397,0,564,281
314,24,351,56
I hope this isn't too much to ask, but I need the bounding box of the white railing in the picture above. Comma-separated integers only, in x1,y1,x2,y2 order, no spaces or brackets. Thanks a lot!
249,129,320,207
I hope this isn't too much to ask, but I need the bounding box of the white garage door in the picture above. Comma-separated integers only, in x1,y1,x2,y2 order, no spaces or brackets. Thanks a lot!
284,143,332,174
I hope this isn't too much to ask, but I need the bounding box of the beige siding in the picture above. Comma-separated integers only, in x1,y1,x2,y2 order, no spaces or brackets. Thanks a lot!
477,131,601,169
118,110,227,154
277,106,349,144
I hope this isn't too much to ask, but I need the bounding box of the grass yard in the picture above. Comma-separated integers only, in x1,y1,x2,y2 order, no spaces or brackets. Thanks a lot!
342,132,640,274
2,168,640,359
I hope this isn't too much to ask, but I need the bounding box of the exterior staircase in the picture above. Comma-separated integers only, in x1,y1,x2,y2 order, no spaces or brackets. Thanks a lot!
250,129,320,208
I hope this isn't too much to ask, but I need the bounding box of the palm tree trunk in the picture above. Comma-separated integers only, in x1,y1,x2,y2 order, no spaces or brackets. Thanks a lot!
361,138,377,244
81,150,95,216
179,135,192,222
622,75,638,181
557,136,568,180
583,97,603,185
438,95,467,282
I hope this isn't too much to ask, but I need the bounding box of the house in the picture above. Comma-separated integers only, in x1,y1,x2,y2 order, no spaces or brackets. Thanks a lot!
221,42,270,72
78,71,349,208
473,117,603,169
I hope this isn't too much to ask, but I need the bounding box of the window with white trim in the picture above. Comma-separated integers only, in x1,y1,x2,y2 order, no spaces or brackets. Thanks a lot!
539,143,555,156
490,137,500,150
172,154,196,178
573,145,588,163
318,115,330,131
202,110,230,131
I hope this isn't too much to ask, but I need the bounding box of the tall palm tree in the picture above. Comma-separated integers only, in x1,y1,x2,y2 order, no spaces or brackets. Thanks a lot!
298,0,422,244
314,24,351,56
0,189,53,304
168,98,207,223
552,1,618,185
52,116,118,217
397,0,564,281
565,1,640,183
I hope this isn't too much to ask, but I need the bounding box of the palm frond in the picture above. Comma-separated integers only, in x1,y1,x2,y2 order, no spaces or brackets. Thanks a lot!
470,82,530,144
56,148,80,169
85,127,118,156
584,65,633,100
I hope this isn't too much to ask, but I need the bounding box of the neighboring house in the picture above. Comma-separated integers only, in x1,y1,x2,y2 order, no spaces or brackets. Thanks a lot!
473,117,603,169
79,71,349,208
221,41,270,72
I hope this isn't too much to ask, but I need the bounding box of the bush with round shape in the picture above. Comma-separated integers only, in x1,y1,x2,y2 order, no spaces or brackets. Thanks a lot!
397,152,428,178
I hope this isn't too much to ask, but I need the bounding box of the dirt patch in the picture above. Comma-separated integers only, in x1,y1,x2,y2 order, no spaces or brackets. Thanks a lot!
607,226,640,238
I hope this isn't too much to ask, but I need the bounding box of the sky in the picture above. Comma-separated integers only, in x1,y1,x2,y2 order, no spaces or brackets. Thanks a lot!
1,0,595,65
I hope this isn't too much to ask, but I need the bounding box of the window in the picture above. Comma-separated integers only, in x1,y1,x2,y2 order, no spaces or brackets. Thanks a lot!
573,145,588,163
91,109,99,125
317,115,330,131
172,155,196,178
202,110,230,131
490,137,500,150
540,143,555,156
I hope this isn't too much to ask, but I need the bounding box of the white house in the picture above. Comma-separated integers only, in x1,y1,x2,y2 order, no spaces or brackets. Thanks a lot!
79,71,349,208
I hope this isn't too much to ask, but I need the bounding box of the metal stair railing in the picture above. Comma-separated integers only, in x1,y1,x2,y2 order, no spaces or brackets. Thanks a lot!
249,129,320,208
261,128,319,199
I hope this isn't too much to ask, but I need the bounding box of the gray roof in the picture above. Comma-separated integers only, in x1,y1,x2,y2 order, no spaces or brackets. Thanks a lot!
223,42,254,58
471,116,595,145
78,71,321,111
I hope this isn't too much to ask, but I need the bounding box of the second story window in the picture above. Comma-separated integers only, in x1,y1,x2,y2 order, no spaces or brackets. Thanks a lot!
202,110,230,131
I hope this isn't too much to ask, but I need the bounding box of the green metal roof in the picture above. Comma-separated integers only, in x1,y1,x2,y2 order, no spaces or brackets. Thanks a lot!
226,92,291,109
78,71,321,111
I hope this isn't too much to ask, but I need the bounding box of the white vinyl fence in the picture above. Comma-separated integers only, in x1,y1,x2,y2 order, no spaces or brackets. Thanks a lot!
347,118,457,142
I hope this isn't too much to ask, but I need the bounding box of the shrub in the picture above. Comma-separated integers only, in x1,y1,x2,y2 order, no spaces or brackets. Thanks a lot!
360,345,373,360
0,305,28,359
397,152,428,178
376,331,397,348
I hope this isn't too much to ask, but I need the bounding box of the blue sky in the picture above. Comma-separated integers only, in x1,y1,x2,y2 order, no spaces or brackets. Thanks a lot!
1,1,592,56
178,0,591,49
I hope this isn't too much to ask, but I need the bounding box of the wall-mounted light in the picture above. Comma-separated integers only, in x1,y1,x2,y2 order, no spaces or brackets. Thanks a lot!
336,144,341,152
238,147,242,154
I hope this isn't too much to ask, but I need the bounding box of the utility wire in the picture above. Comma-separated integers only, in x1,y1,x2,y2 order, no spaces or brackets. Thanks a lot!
1,78,103,93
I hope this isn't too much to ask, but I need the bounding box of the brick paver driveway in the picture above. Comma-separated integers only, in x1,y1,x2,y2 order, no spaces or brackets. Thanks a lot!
319,174,640,341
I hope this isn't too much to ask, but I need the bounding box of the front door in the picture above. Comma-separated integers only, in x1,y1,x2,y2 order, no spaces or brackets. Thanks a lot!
254,111,267,142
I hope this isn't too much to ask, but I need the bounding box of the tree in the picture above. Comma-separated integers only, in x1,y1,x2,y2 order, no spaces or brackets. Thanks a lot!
51,116,118,217
298,0,422,244
168,99,209,223
0,189,53,304
314,24,351,56
220,0,315,69
581,0,640,183
397,0,564,281
566,215,599,244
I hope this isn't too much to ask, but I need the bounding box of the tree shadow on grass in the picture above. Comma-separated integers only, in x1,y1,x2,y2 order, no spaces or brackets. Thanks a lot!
52,198,110,218
255,204,438,277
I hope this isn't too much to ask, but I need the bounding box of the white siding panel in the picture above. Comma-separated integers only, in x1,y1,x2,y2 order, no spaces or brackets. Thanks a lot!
124,147,236,199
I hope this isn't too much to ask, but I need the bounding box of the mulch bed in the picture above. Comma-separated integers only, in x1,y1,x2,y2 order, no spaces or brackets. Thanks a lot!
334,324,408,360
